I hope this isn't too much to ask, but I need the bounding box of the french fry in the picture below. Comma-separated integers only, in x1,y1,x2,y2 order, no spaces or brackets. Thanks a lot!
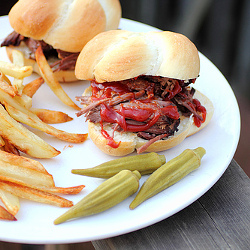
2,98,87,143
40,185,85,195
0,136,5,147
0,204,17,221
13,94,32,109
0,61,32,79
12,78,23,95
12,49,26,95
22,77,44,98
12,49,24,67
0,104,60,158
0,175,84,198
0,162,55,188
0,71,11,85
1,138,20,155
0,149,84,197
0,79,16,97
0,189,20,216
0,150,49,174
31,108,73,124
35,46,80,110
0,179,73,208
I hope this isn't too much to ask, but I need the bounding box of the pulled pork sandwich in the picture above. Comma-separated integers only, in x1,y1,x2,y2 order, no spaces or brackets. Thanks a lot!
75,30,214,156
1,0,121,82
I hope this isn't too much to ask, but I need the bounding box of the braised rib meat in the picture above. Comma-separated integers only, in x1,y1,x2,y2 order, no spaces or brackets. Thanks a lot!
76,75,206,145
1,31,79,71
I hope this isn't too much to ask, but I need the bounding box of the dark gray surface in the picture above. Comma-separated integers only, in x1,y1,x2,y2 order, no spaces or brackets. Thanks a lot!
92,160,250,249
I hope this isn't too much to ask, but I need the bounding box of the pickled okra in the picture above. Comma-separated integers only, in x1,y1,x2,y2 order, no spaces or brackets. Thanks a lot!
54,170,141,225
130,147,206,209
71,152,166,178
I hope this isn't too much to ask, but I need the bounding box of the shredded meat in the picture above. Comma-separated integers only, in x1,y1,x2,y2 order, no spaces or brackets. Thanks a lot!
79,76,190,141
1,31,24,47
1,31,78,71
137,133,168,154
143,116,180,135
76,75,206,151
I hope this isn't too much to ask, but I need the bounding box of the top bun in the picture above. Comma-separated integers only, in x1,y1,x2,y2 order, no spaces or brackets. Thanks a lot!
8,0,121,53
75,30,200,82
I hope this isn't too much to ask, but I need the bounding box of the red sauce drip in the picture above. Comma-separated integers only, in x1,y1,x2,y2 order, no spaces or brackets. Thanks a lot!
100,121,121,148
193,98,207,127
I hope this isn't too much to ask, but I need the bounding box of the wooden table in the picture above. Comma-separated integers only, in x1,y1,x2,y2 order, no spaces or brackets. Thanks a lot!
92,159,250,250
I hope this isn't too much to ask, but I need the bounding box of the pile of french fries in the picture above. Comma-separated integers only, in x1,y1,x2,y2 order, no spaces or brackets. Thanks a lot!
0,150,85,221
0,48,88,221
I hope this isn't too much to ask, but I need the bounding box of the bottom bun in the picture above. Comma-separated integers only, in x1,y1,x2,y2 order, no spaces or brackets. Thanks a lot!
88,116,192,156
87,89,214,156
6,46,77,83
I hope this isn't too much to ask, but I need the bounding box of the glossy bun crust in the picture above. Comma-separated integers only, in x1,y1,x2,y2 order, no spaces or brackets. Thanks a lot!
8,0,121,52
75,30,200,82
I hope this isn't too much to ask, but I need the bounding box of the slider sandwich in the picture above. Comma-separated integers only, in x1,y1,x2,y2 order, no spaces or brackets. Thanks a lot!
1,0,121,82
75,30,214,156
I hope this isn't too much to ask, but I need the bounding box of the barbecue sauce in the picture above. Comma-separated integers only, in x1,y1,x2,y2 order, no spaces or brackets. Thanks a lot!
90,78,204,148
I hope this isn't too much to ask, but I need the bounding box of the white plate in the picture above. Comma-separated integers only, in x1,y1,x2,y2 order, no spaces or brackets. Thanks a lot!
0,16,240,244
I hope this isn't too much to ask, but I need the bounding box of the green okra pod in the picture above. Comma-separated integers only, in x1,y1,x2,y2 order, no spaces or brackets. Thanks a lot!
129,147,206,209
54,170,141,225
71,152,166,178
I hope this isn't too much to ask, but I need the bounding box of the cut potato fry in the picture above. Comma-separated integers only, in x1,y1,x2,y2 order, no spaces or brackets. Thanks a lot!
12,49,25,95
0,79,16,97
1,138,20,155
31,108,73,124
0,104,60,158
35,46,80,110
0,204,17,221
0,150,49,174
0,72,11,85
0,160,55,188
12,78,23,95
0,136,5,147
40,185,85,195
22,77,44,98
13,94,32,109
0,189,20,216
12,49,24,67
0,179,73,208
3,100,87,143
0,61,32,79
0,175,84,197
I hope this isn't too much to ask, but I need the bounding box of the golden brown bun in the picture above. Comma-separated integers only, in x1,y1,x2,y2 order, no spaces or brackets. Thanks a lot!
8,0,121,53
75,30,200,82
82,87,214,156
6,46,77,82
